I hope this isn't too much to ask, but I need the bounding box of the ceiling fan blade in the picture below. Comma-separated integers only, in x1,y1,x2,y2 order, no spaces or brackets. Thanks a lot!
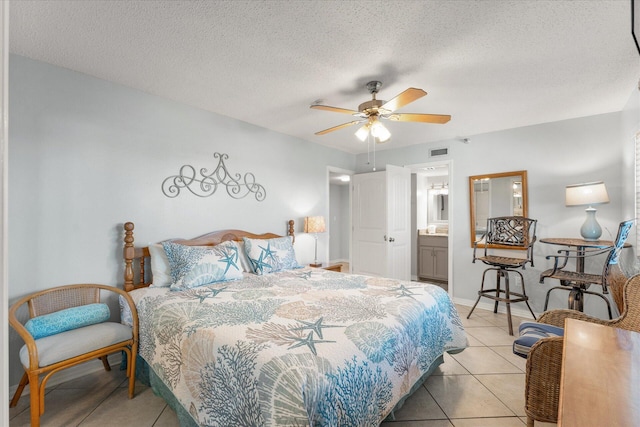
310,105,360,115
386,113,451,124
315,120,363,135
380,88,427,112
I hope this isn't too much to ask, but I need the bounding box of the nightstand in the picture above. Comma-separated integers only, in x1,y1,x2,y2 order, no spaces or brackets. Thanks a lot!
322,264,342,272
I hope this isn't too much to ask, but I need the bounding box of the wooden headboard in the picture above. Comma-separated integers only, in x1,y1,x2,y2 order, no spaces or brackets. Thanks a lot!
123,220,295,292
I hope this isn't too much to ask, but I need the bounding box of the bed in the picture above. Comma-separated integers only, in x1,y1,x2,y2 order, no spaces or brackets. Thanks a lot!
121,220,467,426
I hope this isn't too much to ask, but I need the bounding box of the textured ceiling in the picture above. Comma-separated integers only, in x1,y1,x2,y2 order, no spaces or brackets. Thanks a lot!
8,0,640,154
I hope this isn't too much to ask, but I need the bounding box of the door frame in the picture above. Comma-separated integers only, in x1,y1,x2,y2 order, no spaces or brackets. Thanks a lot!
326,166,354,272
406,160,453,297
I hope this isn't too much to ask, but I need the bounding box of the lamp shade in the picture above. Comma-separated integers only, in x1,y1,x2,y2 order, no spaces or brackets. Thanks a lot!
565,181,610,207
304,216,326,233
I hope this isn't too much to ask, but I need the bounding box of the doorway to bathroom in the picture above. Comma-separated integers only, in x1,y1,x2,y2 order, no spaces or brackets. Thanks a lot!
409,161,451,294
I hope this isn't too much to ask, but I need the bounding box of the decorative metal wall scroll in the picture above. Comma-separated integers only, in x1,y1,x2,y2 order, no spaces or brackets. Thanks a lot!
162,152,266,201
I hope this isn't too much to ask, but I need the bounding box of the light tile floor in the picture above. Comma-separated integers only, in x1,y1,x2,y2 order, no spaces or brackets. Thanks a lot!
9,304,558,427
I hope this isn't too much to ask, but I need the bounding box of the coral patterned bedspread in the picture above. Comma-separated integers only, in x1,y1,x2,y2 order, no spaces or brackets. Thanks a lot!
124,268,468,426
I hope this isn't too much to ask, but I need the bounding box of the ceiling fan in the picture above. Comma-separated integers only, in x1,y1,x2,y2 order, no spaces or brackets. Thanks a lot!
310,80,451,143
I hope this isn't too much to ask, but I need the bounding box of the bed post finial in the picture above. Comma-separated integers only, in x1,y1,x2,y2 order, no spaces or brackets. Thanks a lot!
124,222,135,292
288,219,295,244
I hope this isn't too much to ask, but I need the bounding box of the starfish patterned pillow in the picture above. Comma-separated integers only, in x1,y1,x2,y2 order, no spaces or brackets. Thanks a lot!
243,236,301,275
162,241,243,291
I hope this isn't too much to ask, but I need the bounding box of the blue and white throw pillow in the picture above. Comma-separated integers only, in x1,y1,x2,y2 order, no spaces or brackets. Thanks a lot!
243,236,301,275
162,241,243,291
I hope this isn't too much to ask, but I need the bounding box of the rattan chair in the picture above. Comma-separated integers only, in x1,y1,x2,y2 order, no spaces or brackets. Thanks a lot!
468,216,538,335
523,272,640,426
540,219,634,319
9,284,139,427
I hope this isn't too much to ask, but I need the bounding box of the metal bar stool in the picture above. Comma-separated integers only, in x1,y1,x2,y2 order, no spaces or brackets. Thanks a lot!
467,216,538,335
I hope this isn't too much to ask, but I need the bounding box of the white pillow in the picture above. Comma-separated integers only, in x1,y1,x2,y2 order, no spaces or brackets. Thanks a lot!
234,241,253,272
149,243,172,287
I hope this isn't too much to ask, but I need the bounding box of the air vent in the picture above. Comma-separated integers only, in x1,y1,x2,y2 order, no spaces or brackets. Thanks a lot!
429,147,449,157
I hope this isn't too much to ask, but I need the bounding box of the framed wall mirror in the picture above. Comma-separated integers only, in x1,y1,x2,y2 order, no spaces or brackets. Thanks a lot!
468,170,528,248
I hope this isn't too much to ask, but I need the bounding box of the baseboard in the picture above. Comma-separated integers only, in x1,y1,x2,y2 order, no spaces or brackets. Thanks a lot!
9,352,123,398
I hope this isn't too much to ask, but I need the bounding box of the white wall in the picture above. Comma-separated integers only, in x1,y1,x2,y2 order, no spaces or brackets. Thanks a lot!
356,110,631,317
7,55,355,386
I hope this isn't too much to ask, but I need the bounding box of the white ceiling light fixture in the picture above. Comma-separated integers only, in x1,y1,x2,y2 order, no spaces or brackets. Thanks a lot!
355,117,391,143
370,119,391,142
354,123,370,141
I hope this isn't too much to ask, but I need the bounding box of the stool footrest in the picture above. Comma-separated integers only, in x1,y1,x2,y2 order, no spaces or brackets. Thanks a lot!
467,266,537,335
477,289,529,304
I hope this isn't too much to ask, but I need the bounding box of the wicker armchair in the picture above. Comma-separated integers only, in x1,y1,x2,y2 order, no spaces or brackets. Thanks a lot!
9,284,139,427
524,272,640,426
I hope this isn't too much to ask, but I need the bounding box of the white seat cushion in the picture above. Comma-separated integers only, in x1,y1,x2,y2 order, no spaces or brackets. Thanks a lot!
20,322,133,368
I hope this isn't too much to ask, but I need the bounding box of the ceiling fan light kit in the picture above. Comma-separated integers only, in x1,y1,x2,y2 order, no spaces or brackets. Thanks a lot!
310,80,451,144
354,124,370,141
355,118,391,143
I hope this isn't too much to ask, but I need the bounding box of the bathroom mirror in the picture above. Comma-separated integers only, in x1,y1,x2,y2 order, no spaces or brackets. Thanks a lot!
468,170,528,248
428,190,449,223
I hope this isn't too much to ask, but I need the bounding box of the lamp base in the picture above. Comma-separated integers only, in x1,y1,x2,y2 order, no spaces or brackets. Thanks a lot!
580,207,602,241
309,262,323,268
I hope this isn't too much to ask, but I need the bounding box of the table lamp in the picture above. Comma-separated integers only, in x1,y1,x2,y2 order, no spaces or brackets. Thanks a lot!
565,181,610,241
304,216,326,267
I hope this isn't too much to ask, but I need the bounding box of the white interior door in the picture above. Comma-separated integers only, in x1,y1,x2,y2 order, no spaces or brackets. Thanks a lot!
386,165,411,281
352,165,411,280
352,170,387,277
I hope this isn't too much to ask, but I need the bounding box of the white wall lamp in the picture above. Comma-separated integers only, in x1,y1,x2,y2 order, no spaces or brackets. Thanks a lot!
565,181,610,241
304,216,326,267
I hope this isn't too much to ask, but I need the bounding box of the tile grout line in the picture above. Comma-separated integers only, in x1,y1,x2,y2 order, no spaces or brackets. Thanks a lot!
75,373,128,426
151,404,171,426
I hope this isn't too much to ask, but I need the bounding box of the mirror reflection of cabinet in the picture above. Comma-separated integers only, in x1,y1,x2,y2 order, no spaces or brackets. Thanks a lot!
468,170,528,248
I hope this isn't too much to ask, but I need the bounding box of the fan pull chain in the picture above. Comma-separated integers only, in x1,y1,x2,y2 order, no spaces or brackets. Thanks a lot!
373,134,376,171
365,131,376,171
366,131,371,167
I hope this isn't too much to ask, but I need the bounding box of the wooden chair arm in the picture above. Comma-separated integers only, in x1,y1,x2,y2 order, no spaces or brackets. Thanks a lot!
8,298,39,371
102,284,139,341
